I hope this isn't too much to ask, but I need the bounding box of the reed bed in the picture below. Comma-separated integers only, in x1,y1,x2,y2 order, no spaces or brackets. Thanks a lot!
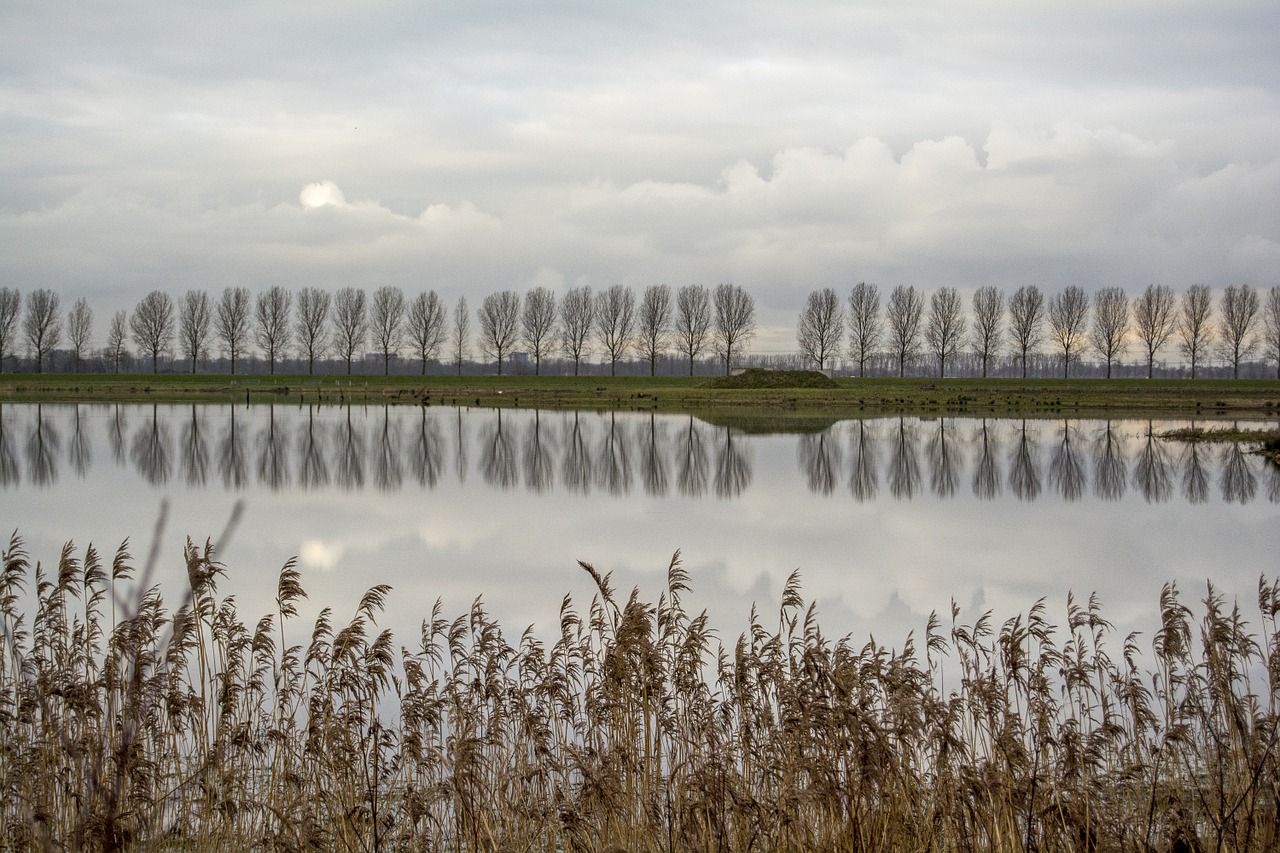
1,534,1277,852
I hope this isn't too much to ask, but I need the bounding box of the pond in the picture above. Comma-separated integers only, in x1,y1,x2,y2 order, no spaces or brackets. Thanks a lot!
2,402,1277,647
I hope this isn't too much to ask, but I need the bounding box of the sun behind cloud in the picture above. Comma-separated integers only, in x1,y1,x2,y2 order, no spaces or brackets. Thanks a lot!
299,180,347,209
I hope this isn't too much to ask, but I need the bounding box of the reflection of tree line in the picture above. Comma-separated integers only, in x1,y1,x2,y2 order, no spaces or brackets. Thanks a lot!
817,417,1273,504
0,404,1276,504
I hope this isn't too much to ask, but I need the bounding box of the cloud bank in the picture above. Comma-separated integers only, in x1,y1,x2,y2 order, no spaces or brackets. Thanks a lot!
2,1,1277,345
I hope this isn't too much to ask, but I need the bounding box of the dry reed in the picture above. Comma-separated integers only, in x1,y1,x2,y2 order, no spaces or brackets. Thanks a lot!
1,534,1276,851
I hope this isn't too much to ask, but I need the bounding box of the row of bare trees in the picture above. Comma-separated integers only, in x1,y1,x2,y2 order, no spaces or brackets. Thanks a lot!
799,282,1280,378
0,283,758,376
3,281,1277,377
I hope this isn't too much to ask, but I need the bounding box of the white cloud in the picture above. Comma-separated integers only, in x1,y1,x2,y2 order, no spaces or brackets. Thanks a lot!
300,180,347,209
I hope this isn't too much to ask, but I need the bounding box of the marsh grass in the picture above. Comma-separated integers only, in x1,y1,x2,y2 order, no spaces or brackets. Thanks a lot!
1,537,1277,852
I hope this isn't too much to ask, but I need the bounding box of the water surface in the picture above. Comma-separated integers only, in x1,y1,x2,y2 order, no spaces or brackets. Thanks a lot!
3,403,1276,648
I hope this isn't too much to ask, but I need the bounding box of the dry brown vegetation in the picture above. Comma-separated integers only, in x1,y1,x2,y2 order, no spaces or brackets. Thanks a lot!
1,535,1278,852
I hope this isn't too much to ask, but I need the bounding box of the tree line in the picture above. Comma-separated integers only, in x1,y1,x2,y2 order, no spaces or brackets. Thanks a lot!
0,283,755,378
1,280,1277,378
800,281,1280,380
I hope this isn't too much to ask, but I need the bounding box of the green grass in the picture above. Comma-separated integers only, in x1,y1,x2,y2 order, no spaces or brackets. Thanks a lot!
2,372,1278,419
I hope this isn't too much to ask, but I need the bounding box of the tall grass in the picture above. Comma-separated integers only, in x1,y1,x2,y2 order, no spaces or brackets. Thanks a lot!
1,534,1276,851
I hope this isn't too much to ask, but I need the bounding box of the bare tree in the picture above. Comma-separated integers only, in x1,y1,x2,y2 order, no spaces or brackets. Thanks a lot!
215,286,251,374
1090,287,1129,378
637,284,672,376
130,290,175,373
295,287,332,374
1218,284,1260,379
1263,285,1280,380
885,285,924,377
67,297,93,373
478,290,521,375
925,287,966,378
674,284,711,376
106,310,128,373
1132,283,1176,379
847,282,882,378
452,296,469,375
1178,284,1213,379
23,288,61,373
1008,285,1045,378
796,287,843,371
333,286,368,374
713,283,755,375
0,287,19,373
254,286,292,375
969,286,1004,378
595,283,636,376
1047,285,1089,378
370,285,406,375
178,290,211,374
407,290,447,375
560,286,594,375
518,287,558,376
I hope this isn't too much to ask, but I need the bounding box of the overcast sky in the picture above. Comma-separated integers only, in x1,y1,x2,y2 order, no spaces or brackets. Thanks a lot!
3,0,1278,350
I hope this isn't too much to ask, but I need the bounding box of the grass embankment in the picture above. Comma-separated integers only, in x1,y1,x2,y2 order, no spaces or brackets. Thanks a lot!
2,535,1278,852
2,371,1278,423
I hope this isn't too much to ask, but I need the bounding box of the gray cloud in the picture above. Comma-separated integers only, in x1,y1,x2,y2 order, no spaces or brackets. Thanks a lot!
2,0,1277,347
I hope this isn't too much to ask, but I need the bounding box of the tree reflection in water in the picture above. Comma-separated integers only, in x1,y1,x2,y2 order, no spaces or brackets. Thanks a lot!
298,406,330,489
454,408,467,486
130,405,170,486
926,419,959,498
374,406,404,492
676,416,709,498
1048,421,1085,501
336,407,365,491
799,430,841,496
0,405,19,486
181,405,209,487
69,404,91,478
1180,442,1210,505
596,412,632,496
412,407,444,488
1220,443,1258,504
2,405,1274,506
480,409,518,491
26,405,61,485
714,425,751,498
218,406,248,489
888,418,920,500
640,413,669,497
971,420,1001,500
109,405,128,467
1093,422,1127,501
255,405,290,491
1132,423,1172,504
1008,421,1041,501
848,420,878,502
562,411,592,494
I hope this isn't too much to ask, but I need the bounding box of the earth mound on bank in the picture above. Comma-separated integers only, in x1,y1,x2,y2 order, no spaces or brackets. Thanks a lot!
706,368,837,389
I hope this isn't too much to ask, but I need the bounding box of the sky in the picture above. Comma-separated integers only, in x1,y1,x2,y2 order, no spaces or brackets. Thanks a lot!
3,0,1279,352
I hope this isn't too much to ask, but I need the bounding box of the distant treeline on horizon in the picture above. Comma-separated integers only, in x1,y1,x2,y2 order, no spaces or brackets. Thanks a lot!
1,280,1278,379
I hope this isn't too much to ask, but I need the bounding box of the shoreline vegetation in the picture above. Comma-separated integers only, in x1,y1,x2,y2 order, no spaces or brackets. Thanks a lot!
1,536,1277,851
2,371,1279,421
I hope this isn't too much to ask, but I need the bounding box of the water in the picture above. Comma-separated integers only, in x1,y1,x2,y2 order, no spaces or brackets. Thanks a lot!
2,402,1277,648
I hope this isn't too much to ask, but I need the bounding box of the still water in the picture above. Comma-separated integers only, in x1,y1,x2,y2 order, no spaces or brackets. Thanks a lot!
2,402,1277,647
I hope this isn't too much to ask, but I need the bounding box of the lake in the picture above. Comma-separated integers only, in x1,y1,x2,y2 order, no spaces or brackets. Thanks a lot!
2,402,1277,648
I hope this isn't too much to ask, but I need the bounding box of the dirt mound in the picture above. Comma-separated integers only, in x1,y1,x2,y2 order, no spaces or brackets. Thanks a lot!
707,368,837,389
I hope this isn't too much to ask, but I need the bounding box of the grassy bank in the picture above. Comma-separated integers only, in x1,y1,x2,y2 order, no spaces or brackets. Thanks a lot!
2,372,1278,420
2,535,1277,851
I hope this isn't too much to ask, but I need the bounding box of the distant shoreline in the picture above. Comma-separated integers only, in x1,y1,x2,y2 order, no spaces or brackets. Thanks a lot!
2,373,1278,421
